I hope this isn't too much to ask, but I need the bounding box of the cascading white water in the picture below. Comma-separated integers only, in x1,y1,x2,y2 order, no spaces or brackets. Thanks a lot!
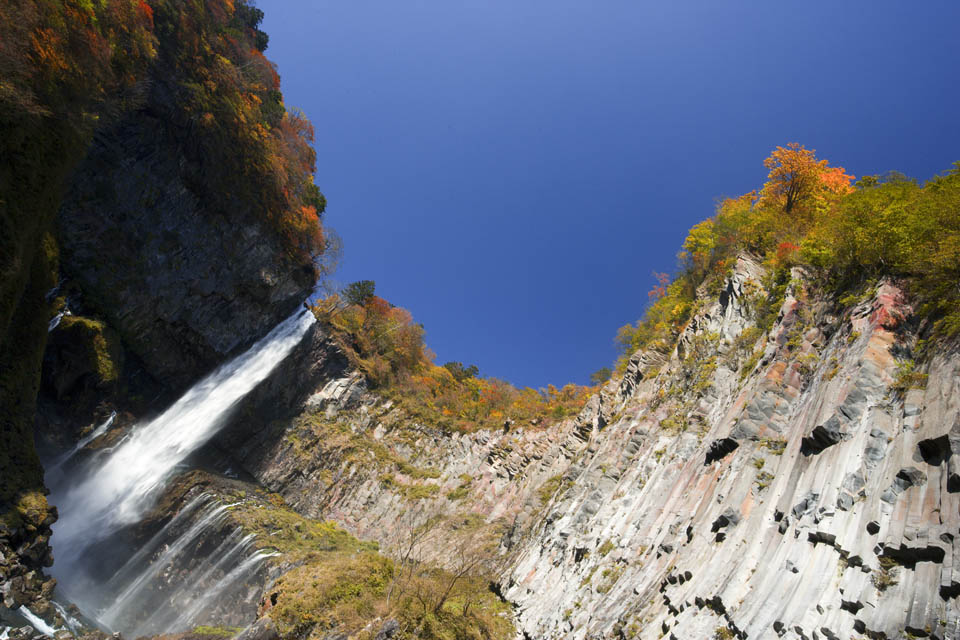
46,411,116,478
49,309,315,633
52,309,314,554
16,608,58,637
170,549,280,631
51,602,82,636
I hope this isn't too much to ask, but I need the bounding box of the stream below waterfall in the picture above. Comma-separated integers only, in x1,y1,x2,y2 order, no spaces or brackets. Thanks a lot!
44,309,315,636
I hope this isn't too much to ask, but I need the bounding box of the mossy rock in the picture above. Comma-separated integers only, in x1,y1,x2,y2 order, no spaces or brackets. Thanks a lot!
0,491,51,534
45,314,124,401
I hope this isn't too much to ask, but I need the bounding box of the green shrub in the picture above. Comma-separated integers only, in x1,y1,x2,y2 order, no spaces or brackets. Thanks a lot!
891,360,928,392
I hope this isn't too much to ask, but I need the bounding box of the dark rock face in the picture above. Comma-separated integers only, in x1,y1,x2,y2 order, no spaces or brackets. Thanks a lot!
57,116,315,391
705,437,739,465
208,322,351,463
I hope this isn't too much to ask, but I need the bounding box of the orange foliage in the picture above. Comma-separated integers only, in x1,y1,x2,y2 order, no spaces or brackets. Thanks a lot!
758,142,854,215
312,294,593,433
648,272,670,300
0,0,156,124
141,0,326,265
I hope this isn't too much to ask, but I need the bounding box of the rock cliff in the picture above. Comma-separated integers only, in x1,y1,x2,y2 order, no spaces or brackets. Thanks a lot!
56,114,315,393
198,255,958,639
17,248,958,640
501,258,959,639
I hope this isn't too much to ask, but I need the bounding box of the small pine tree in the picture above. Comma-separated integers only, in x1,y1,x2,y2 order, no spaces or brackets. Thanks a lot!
443,362,479,382
343,280,376,306
590,367,612,385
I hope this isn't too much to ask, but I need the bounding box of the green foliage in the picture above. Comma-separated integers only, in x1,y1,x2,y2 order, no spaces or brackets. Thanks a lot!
597,539,616,557
211,479,515,640
229,498,375,561
615,277,695,370
660,413,690,433
443,361,480,382
190,626,244,639
537,474,568,505
672,333,720,397
269,551,394,636
590,367,612,385
714,626,736,640
596,565,625,594
755,471,775,491
891,360,928,392
872,556,899,592
396,460,442,480
759,438,787,455
607,150,960,382
446,476,472,502
343,280,377,306
738,349,764,382
56,315,124,386
804,164,960,336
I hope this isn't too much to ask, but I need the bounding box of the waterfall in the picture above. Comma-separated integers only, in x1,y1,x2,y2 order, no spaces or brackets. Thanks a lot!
169,549,280,632
51,602,82,636
53,309,314,552
49,309,315,634
46,411,117,477
48,308,70,332
16,608,58,637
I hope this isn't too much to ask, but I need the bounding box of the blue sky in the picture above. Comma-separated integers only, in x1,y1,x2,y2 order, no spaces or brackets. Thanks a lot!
258,0,960,388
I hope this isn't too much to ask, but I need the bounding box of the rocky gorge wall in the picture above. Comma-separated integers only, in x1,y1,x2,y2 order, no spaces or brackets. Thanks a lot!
17,237,958,640
56,113,315,393
502,259,960,640
199,255,959,640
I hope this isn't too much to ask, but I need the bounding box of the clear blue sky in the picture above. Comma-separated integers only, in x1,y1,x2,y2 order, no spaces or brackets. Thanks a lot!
258,0,960,389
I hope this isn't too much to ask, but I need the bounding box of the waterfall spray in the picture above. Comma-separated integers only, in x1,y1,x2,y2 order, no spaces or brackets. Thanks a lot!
52,310,314,554
49,309,315,632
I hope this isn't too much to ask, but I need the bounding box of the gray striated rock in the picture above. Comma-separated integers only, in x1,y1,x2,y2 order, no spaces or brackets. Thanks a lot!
501,274,960,639
56,255,960,639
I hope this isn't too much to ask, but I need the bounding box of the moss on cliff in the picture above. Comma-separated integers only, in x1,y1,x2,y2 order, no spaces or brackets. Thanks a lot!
55,315,124,387
159,473,513,640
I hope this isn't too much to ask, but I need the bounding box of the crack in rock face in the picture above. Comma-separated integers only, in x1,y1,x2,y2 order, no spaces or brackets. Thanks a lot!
704,437,739,465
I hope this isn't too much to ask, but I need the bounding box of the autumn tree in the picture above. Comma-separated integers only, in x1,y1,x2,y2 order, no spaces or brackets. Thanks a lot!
680,220,717,279
648,272,670,300
757,142,854,215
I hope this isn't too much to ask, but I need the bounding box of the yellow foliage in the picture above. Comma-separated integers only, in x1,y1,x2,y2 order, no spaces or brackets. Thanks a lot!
312,296,592,433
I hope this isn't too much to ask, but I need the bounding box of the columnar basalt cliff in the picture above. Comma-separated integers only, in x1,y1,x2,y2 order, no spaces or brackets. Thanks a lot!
500,259,960,639
4,5,960,640
11,246,960,640
139,254,950,640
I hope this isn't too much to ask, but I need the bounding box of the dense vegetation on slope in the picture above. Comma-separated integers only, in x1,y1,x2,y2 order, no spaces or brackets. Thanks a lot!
168,472,514,640
311,286,592,433
614,144,960,371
